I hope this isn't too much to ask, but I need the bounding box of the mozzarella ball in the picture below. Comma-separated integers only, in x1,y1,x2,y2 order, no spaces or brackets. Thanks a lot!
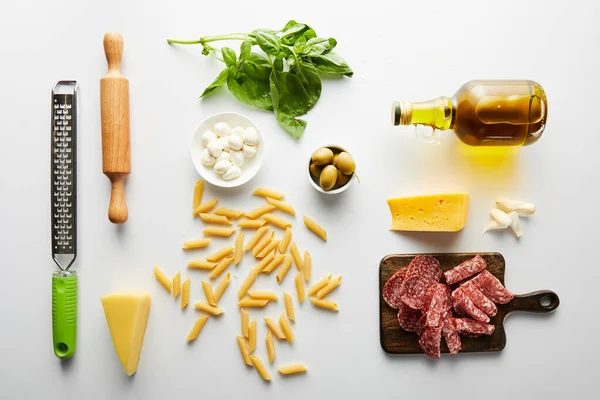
214,122,232,137
228,135,244,151
243,127,259,145
201,148,215,166
242,144,257,158
207,140,223,158
217,152,231,163
219,136,231,152
230,150,245,167
231,126,245,139
223,165,242,181
202,131,218,147
214,160,232,174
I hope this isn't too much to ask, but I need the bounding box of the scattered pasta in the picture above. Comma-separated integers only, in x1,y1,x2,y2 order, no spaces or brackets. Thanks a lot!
244,226,269,251
172,271,181,298
309,297,339,311
295,271,305,304
234,232,244,265
303,216,327,241
199,213,232,225
257,239,280,259
208,256,234,279
214,273,231,302
237,219,267,229
251,355,272,381
266,331,276,364
203,226,236,237
153,265,172,293
262,254,286,274
290,242,303,270
214,207,245,219
303,251,311,283
237,272,258,300
182,239,211,250
246,204,276,220
187,259,216,270
248,320,257,352
241,308,249,338
201,280,217,306
278,363,308,375
276,256,293,284
283,292,295,322
279,313,294,344
193,199,219,216
236,336,252,366
192,179,204,211
317,275,342,299
248,290,279,300
253,187,284,200
263,213,292,229
181,278,190,309
264,317,285,340
238,298,270,308
253,230,274,257
194,302,224,316
186,315,208,342
206,246,234,262
307,274,332,296
266,197,296,215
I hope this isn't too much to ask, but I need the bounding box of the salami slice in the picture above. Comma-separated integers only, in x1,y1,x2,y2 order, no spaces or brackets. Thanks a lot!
397,304,423,333
408,255,442,282
452,288,490,323
452,318,495,336
383,267,408,309
461,282,498,317
419,326,442,359
442,315,461,355
470,270,514,304
452,302,468,317
425,284,452,328
399,275,436,310
444,255,487,285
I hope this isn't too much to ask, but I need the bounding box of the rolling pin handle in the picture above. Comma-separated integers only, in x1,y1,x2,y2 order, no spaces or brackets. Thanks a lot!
104,32,124,76
108,173,128,224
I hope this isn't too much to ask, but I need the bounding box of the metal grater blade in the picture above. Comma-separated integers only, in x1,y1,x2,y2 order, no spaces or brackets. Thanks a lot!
51,82,77,271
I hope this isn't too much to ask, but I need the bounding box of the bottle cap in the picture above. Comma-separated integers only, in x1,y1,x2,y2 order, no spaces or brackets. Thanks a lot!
391,101,412,126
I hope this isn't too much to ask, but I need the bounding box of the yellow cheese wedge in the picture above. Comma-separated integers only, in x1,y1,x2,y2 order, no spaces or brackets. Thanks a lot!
101,292,151,376
387,193,469,232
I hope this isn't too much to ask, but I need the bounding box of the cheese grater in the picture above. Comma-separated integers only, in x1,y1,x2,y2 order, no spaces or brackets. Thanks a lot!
51,81,78,359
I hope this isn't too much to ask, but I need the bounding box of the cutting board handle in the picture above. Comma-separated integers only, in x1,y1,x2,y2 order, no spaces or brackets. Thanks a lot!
506,290,560,314
104,32,123,76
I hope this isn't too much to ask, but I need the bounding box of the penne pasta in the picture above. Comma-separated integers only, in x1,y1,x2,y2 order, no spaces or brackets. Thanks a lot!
248,290,279,301
295,271,305,304
194,301,224,316
279,313,294,344
182,239,211,250
266,331,276,364
186,315,208,342
236,336,253,366
234,231,244,265
192,179,204,210
303,251,311,283
251,355,272,381
153,265,172,293
181,278,190,309
244,226,269,251
264,317,286,340
304,216,327,241
283,292,295,322
317,275,342,299
252,230,274,257
263,213,293,229
241,308,249,338
262,254,286,274
206,246,234,262
199,213,232,225
238,298,270,308
279,227,292,253
214,273,231,302
254,251,276,273
275,256,293,284
208,256,234,279
245,204,276,220
214,207,245,219
237,219,267,229
266,197,296,215
309,296,339,311
290,241,303,270
172,271,181,298
278,363,308,375
201,280,217,306
237,272,258,300
253,187,284,200
307,274,332,296
257,240,281,259
248,320,256,352
187,259,216,270
203,226,236,237
193,199,219,216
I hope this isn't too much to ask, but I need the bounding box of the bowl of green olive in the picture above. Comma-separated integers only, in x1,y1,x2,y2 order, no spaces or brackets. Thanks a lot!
308,145,357,194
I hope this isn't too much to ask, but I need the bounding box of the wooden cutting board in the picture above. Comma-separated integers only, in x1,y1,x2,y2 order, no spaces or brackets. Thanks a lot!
379,253,560,354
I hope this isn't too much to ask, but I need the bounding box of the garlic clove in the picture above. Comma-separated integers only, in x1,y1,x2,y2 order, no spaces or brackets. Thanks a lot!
202,131,218,147
243,127,259,145
490,208,512,228
484,220,506,233
496,198,536,216
230,150,244,167
216,152,231,163
214,160,232,174
201,148,215,167
242,144,257,158
214,122,232,137
223,165,242,181
508,211,523,238
207,140,223,158
228,135,244,151
231,126,245,139
219,136,231,152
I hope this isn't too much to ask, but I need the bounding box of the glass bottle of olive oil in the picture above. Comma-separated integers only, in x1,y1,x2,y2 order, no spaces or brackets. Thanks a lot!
392,80,548,146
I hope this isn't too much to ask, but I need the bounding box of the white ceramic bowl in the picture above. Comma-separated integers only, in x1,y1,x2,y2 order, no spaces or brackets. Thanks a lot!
191,112,264,188
307,144,355,195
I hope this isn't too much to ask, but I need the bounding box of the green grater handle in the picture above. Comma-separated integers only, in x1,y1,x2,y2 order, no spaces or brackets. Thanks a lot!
52,272,77,359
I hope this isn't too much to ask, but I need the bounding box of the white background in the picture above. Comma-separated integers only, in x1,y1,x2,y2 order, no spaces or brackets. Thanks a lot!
0,0,598,398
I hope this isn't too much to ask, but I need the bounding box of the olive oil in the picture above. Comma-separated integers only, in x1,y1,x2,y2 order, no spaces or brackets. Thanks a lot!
392,80,548,146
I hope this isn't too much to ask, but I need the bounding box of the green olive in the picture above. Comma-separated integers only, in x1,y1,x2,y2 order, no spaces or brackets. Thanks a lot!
309,163,324,180
332,153,339,166
336,170,351,187
320,165,338,191
336,152,355,175
311,147,334,166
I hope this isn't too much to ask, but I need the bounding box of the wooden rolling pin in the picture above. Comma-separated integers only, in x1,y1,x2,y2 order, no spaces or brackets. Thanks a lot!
101,32,130,224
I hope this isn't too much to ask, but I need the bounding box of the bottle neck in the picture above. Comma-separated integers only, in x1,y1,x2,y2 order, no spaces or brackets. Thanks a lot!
392,97,453,130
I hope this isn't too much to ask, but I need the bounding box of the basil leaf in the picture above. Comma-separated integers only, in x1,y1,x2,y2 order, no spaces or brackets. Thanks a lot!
269,69,310,139
273,58,284,72
253,29,281,56
276,113,307,139
282,20,299,32
302,37,337,57
281,23,309,45
311,52,353,77
227,69,273,111
242,53,271,83
289,61,321,110
200,68,229,98
293,36,307,53
239,40,252,64
222,47,237,67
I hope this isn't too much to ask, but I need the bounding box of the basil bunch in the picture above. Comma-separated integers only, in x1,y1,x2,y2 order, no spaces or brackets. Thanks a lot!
168,21,353,139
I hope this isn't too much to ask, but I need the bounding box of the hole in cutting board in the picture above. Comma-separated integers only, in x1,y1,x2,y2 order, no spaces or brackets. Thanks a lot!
540,295,555,309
